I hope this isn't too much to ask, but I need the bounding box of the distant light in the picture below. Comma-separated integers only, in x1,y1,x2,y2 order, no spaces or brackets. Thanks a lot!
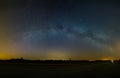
111,60,114,63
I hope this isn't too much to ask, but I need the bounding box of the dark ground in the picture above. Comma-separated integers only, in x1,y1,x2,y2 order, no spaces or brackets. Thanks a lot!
0,62,120,78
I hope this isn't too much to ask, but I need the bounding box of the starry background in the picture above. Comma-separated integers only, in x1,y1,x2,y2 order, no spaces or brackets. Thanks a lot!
0,0,120,60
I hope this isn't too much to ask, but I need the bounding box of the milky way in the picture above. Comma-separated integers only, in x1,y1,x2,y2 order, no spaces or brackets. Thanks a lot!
0,0,120,60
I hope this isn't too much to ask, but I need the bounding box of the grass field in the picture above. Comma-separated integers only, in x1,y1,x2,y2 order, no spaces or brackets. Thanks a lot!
0,62,120,78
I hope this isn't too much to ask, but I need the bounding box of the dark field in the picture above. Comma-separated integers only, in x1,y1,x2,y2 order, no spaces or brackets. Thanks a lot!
0,63,120,78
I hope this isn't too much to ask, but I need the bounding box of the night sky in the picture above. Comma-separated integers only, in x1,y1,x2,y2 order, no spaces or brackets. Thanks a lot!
0,0,120,60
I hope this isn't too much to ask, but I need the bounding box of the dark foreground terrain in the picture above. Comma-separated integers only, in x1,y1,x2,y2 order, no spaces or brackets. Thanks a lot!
0,62,120,78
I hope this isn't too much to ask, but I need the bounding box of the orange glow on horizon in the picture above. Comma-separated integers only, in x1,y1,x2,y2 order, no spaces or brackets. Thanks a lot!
46,50,69,60
100,57,114,61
